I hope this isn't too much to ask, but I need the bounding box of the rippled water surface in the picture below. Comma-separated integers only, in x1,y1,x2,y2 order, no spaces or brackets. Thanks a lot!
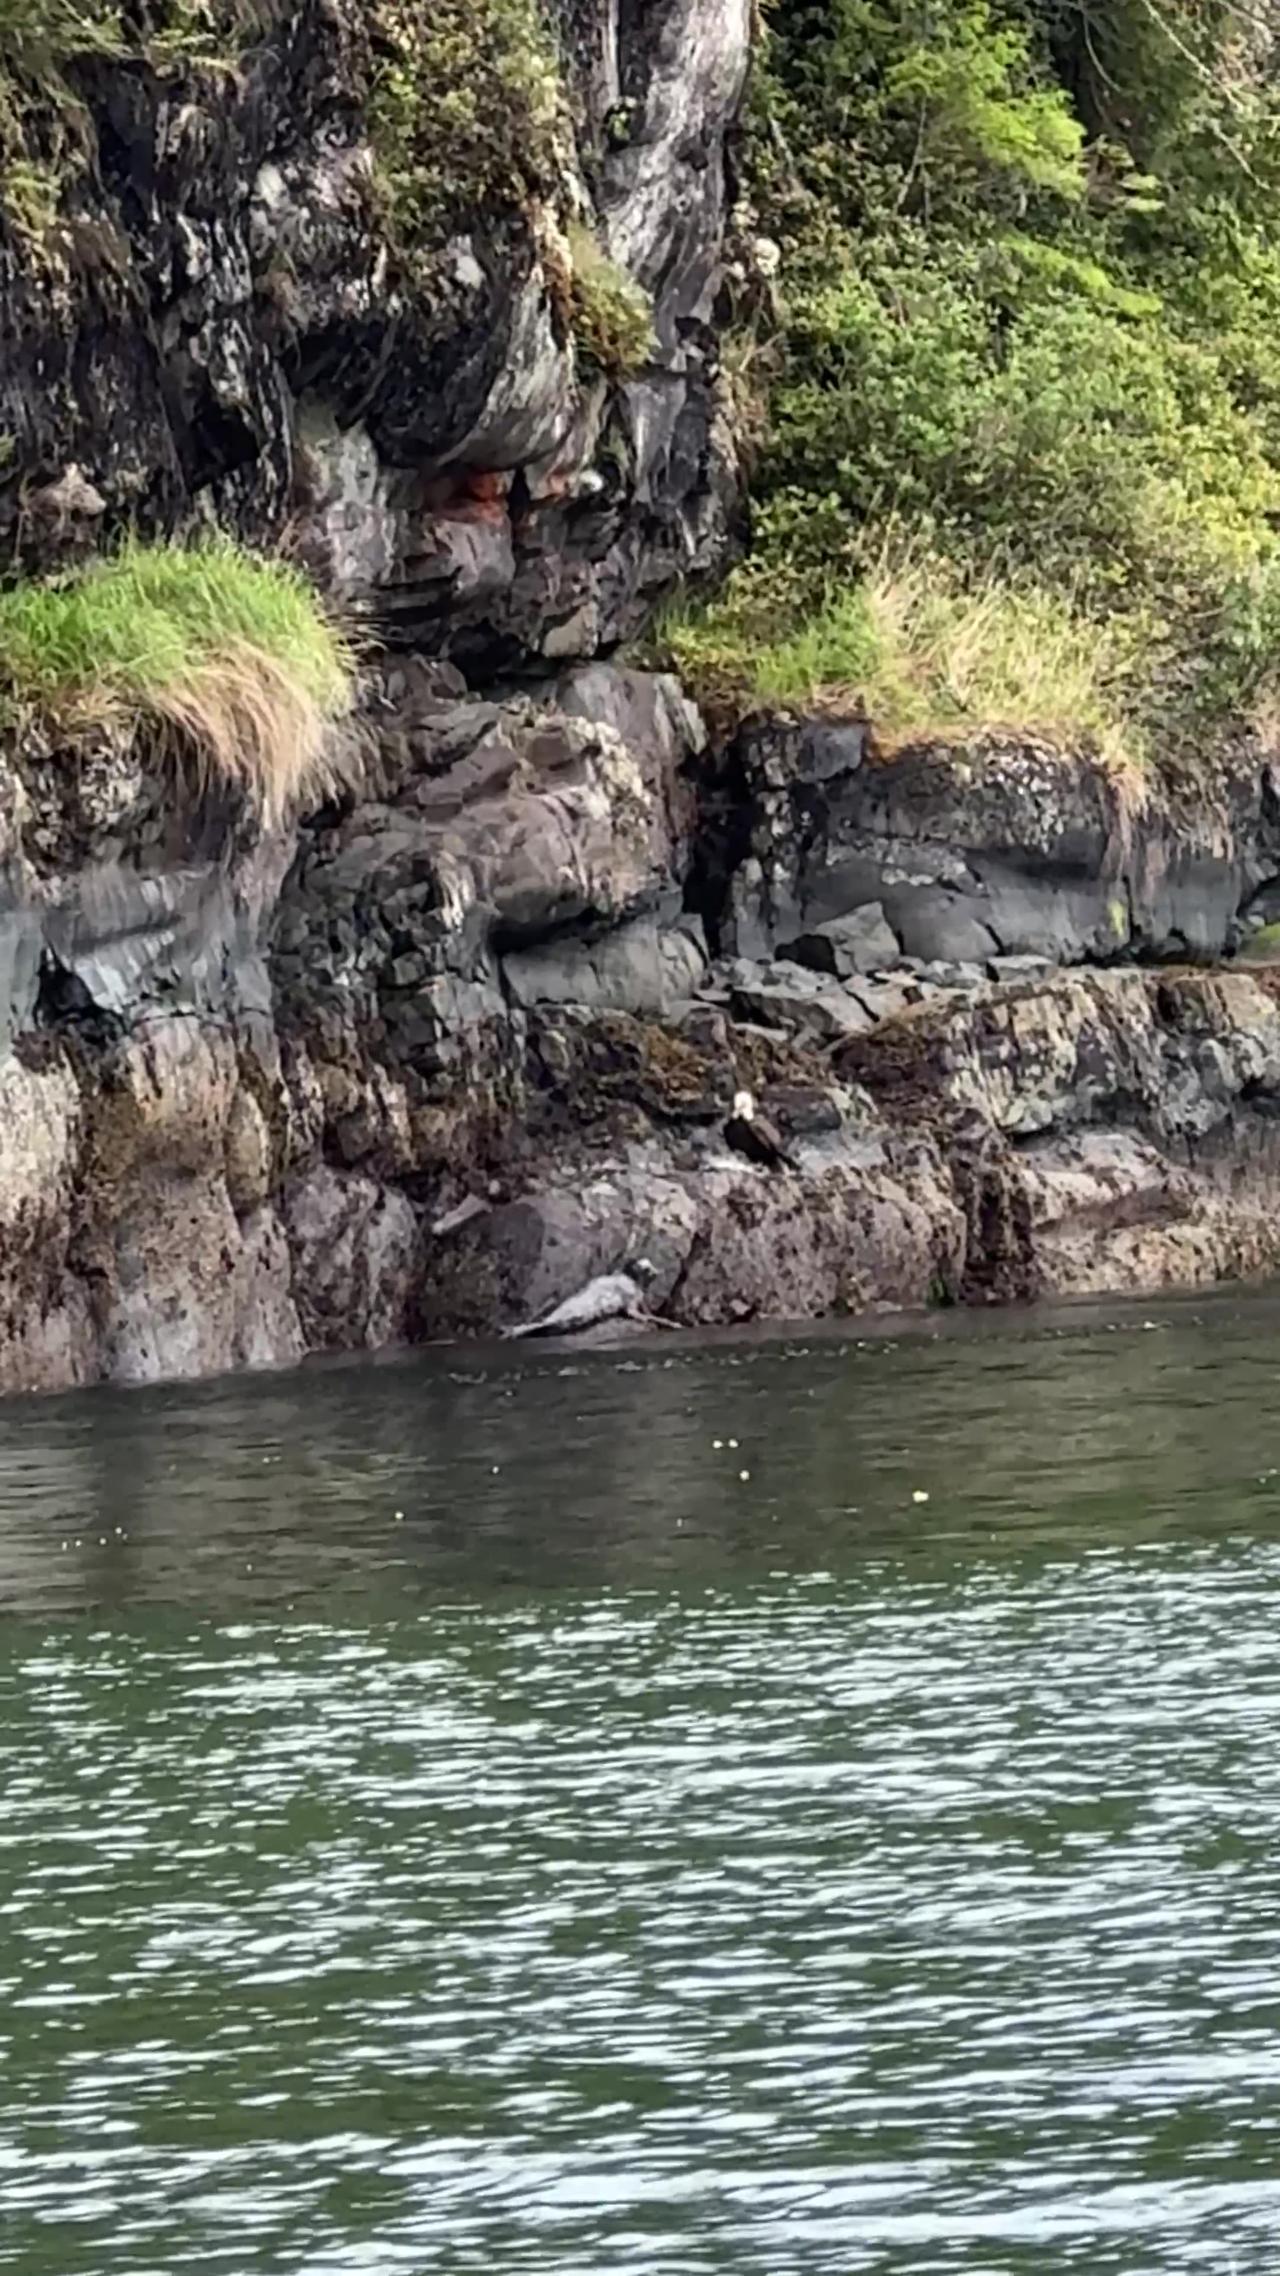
4,1296,1280,2272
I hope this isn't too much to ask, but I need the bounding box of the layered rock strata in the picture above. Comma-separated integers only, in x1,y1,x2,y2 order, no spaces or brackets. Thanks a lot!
8,1,1280,1394
8,678,1280,1393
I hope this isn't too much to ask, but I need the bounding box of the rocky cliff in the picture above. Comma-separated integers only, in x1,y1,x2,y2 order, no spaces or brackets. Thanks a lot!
7,0,1280,1396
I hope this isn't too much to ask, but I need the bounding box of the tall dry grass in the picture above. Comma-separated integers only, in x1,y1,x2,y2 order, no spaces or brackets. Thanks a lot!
659,535,1145,777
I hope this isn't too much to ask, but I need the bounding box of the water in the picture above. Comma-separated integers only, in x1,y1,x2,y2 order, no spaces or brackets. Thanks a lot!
3,1296,1280,2273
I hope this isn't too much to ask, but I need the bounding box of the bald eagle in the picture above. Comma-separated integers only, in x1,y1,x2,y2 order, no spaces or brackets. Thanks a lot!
723,1088,798,1172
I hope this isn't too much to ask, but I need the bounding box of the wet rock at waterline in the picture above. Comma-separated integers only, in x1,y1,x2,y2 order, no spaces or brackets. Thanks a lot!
10,673,1280,1394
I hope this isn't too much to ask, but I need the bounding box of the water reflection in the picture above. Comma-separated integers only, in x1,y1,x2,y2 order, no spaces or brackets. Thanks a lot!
0,1293,1278,1616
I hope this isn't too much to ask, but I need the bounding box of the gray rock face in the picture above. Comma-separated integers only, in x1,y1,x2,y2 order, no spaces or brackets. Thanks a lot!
1,0,750,670
778,904,901,978
0,656,721,1393
11,653,1280,1392
721,960,873,1042
285,1167,420,1352
273,660,706,1092
716,721,1280,970
504,916,707,1015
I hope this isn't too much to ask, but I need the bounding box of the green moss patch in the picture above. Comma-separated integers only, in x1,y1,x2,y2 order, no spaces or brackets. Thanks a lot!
367,0,565,248
566,224,654,377
0,2,270,245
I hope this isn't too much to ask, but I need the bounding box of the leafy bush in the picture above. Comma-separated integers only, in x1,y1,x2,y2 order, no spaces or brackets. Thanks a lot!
367,0,564,248
706,0,1280,753
566,224,654,377
0,540,354,820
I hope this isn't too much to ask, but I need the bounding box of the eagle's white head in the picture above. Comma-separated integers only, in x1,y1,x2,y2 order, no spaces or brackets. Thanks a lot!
732,1088,755,1122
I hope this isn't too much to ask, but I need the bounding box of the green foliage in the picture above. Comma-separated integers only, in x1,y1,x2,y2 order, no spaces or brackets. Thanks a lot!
0,540,352,817
659,539,1143,767
0,0,123,79
878,0,1085,199
0,150,61,240
566,224,654,378
0,2,265,244
0,539,346,709
1239,920,1280,960
0,0,115,238
367,0,564,247
706,0,1280,751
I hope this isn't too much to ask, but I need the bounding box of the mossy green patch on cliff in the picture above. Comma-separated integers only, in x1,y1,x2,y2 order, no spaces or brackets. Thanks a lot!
0,0,123,81
0,0,116,242
688,0,1280,754
1238,922,1280,962
0,1,269,245
0,541,354,821
367,0,565,247
565,223,654,377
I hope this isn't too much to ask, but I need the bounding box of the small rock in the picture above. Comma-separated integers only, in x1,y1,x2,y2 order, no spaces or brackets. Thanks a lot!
759,1084,843,1136
986,954,1055,983
912,959,988,989
846,977,920,1024
726,960,873,1042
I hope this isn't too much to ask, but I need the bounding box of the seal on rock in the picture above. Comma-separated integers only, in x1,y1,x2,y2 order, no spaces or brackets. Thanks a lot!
505,1259,663,1340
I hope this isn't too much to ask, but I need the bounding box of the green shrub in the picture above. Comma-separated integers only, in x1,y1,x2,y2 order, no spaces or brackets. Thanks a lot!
566,224,654,377
367,0,564,248
0,540,354,820
719,0,1280,751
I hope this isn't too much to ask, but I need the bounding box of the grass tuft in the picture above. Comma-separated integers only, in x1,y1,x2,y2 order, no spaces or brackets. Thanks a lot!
0,539,355,823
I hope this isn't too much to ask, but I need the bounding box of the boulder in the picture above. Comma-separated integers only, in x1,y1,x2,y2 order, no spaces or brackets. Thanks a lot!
503,915,707,1015
723,961,874,1042
778,903,901,978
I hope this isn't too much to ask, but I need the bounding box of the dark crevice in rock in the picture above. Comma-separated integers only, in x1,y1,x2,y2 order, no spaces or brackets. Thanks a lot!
33,953,124,1048
951,1133,1040,1307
